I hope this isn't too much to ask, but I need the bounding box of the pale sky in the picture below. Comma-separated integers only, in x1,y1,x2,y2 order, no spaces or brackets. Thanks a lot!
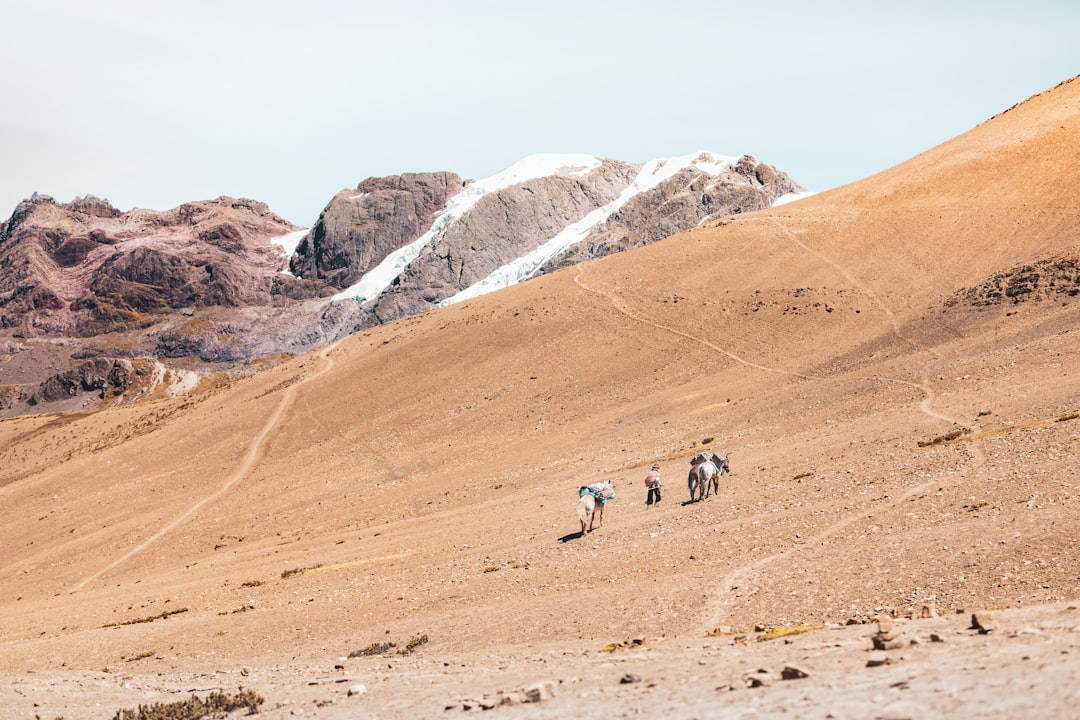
2,1,1077,227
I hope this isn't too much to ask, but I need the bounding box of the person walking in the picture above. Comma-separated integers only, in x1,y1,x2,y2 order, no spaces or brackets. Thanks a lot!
644,463,662,505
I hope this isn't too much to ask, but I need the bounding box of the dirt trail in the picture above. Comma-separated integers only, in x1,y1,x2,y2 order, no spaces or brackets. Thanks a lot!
67,340,344,594
573,267,821,381
574,223,987,634
697,217,986,630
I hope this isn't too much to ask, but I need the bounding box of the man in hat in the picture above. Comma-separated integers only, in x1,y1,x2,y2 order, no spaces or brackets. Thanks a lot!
644,463,662,505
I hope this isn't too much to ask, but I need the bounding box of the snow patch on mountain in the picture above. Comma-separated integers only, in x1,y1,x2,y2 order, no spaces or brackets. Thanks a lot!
331,154,601,303
271,229,309,265
772,191,817,207
439,151,739,307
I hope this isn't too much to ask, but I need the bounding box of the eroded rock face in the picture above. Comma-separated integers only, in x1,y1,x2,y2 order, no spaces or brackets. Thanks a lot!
28,358,129,405
539,156,802,273
0,194,337,336
0,194,343,411
357,154,801,326
945,255,1080,308
290,172,465,289
370,160,640,322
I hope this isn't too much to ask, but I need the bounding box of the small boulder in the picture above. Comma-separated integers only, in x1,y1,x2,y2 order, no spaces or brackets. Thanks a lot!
744,670,773,688
971,611,995,634
781,665,810,680
523,680,558,703
866,652,893,668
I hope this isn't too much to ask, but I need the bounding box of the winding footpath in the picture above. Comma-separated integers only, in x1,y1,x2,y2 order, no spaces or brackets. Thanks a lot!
68,339,344,594
571,216,986,632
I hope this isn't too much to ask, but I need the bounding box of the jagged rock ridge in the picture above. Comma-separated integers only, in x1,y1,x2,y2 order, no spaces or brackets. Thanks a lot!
0,194,340,415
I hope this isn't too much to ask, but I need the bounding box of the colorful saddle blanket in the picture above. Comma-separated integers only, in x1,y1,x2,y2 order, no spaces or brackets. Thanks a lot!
579,483,615,503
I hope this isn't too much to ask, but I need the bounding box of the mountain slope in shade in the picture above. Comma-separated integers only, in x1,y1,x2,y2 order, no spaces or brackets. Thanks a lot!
1,76,1080,718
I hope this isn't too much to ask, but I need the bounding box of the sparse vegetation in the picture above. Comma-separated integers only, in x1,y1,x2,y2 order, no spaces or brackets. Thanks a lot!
110,687,262,720
240,580,262,588
917,428,970,447
348,633,429,658
756,624,825,642
349,640,397,657
401,633,429,654
280,563,322,579
1056,412,1079,423
124,650,155,662
702,436,714,445
793,471,814,481
965,501,989,512
102,608,188,628
601,637,645,653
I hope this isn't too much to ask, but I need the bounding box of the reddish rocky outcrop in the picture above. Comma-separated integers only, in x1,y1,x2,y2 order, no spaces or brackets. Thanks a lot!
0,194,343,413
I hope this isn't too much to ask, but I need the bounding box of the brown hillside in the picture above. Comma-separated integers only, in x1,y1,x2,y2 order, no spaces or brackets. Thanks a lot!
3,76,1080,718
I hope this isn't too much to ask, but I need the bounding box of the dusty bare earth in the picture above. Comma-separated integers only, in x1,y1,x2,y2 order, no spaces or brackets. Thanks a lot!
3,76,1080,719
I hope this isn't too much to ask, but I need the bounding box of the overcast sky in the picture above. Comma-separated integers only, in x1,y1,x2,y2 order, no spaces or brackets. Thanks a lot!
2,1,1077,227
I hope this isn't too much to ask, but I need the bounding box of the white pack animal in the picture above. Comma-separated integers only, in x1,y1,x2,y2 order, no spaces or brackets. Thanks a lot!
687,451,730,502
576,480,615,534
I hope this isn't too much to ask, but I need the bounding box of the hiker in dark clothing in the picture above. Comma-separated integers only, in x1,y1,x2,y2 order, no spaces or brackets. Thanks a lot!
644,463,662,505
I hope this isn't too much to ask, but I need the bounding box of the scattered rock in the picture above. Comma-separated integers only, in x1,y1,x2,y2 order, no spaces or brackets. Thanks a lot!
522,680,559,703
347,683,367,697
972,611,995,634
744,670,774,687
781,665,810,680
873,636,908,651
866,652,894,668
872,615,906,649
919,603,938,619
619,673,641,685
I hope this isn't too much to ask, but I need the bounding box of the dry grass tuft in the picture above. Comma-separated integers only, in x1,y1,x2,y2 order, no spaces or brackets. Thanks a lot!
110,687,262,720
102,608,188,628
917,428,970,447
756,624,825,642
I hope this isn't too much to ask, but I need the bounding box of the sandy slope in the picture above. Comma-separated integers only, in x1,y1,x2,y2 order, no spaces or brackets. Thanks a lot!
2,76,1080,718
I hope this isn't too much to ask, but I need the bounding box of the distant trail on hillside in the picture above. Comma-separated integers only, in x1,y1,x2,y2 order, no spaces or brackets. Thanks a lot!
68,340,344,594
695,216,986,632
760,216,967,425
573,267,823,381
764,217,925,354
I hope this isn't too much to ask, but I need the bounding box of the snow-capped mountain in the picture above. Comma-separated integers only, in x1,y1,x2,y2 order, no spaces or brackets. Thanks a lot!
291,151,803,329
0,151,803,414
